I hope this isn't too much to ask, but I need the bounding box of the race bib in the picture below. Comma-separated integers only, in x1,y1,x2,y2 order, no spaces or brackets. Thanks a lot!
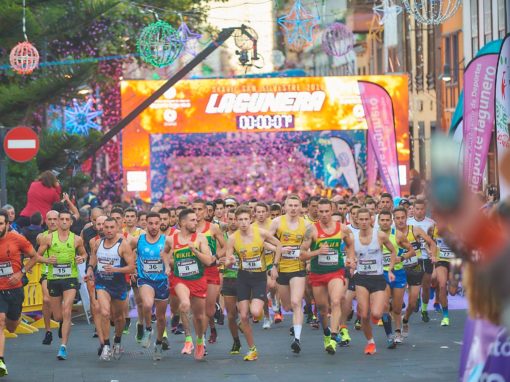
242,256,262,271
53,263,72,278
402,255,419,267
177,259,199,277
358,259,378,275
97,258,112,273
142,259,163,274
439,250,455,259
318,250,339,266
283,246,300,260
382,253,391,267
0,261,13,277
229,260,239,271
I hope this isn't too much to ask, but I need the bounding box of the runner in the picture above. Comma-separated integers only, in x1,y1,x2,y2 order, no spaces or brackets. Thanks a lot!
226,206,282,361
87,217,135,361
378,210,416,344
220,210,241,354
393,207,437,338
300,198,353,355
269,203,282,220
0,209,37,376
36,210,59,345
192,199,226,345
36,210,87,360
129,212,170,360
138,211,148,231
346,204,361,331
432,225,455,327
303,196,320,328
407,199,436,323
350,208,397,354
269,194,310,353
164,208,215,361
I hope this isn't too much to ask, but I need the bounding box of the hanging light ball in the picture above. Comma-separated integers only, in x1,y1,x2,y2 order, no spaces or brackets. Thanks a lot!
9,41,39,75
233,27,258,51
402,0,461,25
137,20,183,68
321,22,354,57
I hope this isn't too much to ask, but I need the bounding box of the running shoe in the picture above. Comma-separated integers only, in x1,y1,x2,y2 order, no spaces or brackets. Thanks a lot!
262,316,271,329
153,343,163,361
421,311,430,323
208,327,217,344
151,314,157,323
441,317,450,327
136,324,144,343
141,330,152,348
364,342,376,355
387,336,396,349
194,343,205,361
112,343,122,360
377,319,383,326
402,322,409,338
42,331,53,345
0,360,7,377
291,339,301,354
274,312,283,324
324,336,336,355
162,335,170,351
289,326,294,337
57,345,68,360
181,340,194,355
305,312,313,324
434,302,442,313
271,296,280,313
243,347,258,361
340,327,351,346
100,345,111,361
230,340,241,355
394,330,403,344
123,320,130,334
310,315,320,329
217,312,225,326
93,328,98,338
173,323,185,335
354,318,361,330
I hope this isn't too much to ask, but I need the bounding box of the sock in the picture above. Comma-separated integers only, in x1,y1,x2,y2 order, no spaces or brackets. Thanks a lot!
197,336,204,345
146,326,152,332
382,313,393,337
304,304,312,314
104,339,110,346
211,327,217,333
125,317,131,326
171,315,180,327
323,327,331,337
367,338,375,344
442,306,449,318
331,332,338,339
249,345,256,351
233,336,240,343
293,325,302,341
0,356,5,362
340,325,347,330
137,323,143,329
114,336,121,344
403,318,409,324
185,335,193,343
421,302,428,312
156,340,162,345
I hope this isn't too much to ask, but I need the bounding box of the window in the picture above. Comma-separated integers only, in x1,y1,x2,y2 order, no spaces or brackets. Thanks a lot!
498,0,507,38
483,0,492,44
471,0,479,55
452,33,459,84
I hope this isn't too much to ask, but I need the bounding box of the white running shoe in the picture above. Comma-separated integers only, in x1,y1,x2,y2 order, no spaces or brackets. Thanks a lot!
100,345,112,361
112,343,122,360
153,343,163,361
263,317,271,330
141,330,152,348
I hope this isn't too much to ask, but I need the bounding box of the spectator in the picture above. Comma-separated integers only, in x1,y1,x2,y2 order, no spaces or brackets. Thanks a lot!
1,204,19,232
20,212,44,248
409,169,423,196
81,183,100,208
18,171,61,228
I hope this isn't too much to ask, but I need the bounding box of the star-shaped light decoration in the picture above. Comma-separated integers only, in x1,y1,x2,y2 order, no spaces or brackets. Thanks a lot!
373,0,402,25
178,21,202,57
64,98,103,136
277,0,319,52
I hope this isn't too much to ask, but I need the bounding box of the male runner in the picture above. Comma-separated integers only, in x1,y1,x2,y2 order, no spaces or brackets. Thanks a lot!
37,210,59,345
164,208,214,361
345,204,361,332
393,207,436,338
407,199,436,322
138,211,148,231
36,211,87,360
192,199,226,344
226,206,282,361
269,194,310,353
159,208,173,235
270,204,282,220
432,225,454,326
349,208,397,354
213,199,226,225
303,196,320,327
87,218,135,361
378,210,415,344
300,198,353,355
129,212,170,360
0,210,37,376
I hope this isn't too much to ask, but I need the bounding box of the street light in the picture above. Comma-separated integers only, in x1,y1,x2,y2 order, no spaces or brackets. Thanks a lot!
440,64,452,82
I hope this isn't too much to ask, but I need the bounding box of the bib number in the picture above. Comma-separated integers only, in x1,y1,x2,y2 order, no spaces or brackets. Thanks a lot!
97,258,111,273
402,255,418,267
382,253,391,267
358,259,378,275
283,246,300,260
53,264,72,278
242,256,262,271
177,259,199,277
439,250,455,259
143,259,163,274
0,262,13,277
318,250,339,266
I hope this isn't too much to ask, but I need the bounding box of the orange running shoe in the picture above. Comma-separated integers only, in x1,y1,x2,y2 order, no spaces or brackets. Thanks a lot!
364,342,376,355
274,312,283,324
181,340,194,355
194,343,205,361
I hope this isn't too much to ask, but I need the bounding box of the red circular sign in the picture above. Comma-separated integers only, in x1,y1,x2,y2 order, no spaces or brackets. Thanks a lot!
3,126,39,163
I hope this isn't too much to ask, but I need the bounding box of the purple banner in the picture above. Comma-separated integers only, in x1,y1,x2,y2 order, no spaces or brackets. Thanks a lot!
367,137,377,194
463,54,498,192
358,81,401,197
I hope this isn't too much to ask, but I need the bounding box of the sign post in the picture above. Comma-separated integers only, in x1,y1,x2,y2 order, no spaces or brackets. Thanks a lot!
0,126,7,207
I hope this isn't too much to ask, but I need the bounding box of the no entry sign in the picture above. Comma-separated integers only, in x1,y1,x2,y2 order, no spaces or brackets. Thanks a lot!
3,126,39,163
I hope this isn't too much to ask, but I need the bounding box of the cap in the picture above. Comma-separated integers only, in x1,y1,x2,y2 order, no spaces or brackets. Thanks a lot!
399,199,410,206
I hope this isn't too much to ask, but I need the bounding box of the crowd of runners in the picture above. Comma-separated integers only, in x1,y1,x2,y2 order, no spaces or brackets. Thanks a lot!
0,189,467,377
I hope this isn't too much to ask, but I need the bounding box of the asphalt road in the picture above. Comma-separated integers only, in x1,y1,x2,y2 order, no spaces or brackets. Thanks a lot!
5,308,465,382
